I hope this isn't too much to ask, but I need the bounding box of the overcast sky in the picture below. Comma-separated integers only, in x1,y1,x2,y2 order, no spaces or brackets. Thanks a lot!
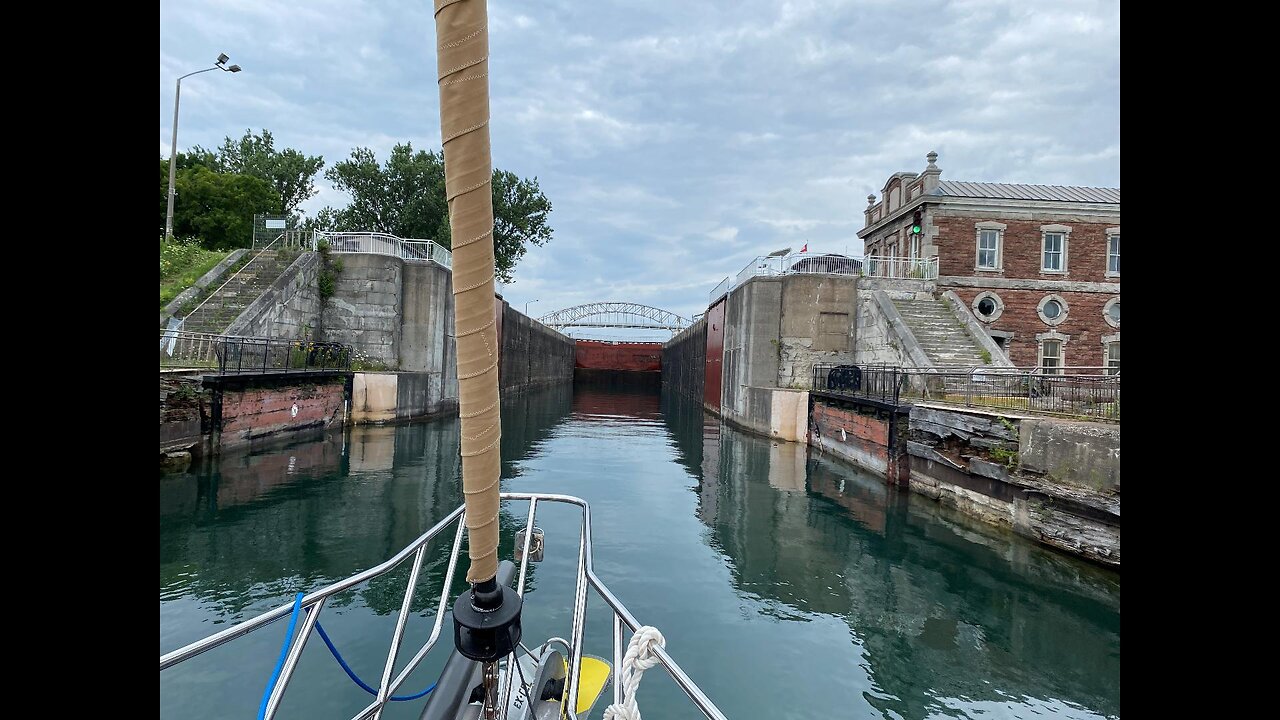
160,0,1119,335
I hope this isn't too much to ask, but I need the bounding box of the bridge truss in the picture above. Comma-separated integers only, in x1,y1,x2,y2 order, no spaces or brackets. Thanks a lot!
537,302,691,334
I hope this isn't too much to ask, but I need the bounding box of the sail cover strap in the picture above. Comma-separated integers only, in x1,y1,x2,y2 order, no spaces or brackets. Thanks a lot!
434,0,500,583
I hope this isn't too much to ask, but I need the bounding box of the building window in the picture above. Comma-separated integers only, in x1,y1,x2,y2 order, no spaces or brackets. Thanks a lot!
1043,233,1064,271
1040,224,1071,273
1103,296,1120,329
1040,340,1063,374
971,291,1004,322
1037,331,1069,374
974,221,1005,271
979,230,999,268
1037,294,1069,326
1106,341,1120,375
1107,232,1120,276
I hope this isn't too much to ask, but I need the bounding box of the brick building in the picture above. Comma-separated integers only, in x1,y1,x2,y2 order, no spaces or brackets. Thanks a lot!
859,152,1119,373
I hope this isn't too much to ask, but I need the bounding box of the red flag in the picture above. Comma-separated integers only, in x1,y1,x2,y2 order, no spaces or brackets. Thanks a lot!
800,243,808,253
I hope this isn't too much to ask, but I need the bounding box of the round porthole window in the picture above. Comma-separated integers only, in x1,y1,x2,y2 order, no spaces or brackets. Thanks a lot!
1037,294,1069,326
1103,296,1120,328
971,291,1004,322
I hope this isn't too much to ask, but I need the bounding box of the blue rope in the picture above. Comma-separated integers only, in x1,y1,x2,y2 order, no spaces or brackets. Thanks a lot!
314,620,437,701
254,591,436,712
257,592,305,720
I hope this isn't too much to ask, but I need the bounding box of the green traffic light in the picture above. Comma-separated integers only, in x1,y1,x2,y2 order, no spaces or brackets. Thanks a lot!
911,224,921,234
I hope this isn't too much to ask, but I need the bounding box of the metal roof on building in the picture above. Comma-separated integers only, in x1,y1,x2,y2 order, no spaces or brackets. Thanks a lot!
933,180,1119,204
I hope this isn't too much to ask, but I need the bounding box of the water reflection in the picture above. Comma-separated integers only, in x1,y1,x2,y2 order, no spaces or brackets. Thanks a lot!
159,385,574,624
161,385,1119,720
668,392,1120,719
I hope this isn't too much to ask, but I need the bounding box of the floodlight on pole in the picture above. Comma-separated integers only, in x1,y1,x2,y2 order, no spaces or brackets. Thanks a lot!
164,53,243,240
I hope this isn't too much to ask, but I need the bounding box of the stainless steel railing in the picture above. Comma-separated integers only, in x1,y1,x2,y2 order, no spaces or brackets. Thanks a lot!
159,493,728,720
318,231,453,268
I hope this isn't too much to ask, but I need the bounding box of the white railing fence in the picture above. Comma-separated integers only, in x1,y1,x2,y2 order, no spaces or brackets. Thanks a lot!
711,253,938,303
861,255,938,280
317,232,453,268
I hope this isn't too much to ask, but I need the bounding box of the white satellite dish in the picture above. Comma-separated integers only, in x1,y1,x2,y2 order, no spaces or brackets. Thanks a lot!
766,247,791,257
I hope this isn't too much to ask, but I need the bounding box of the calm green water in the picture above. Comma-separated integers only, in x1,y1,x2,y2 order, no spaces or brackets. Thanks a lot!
159,384,1120,719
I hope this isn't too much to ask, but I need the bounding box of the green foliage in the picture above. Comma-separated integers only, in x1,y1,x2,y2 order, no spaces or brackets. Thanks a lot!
288,340,347,369
990,446,1018,469
980,349,992,364
171,383,200,402
320,143,553,283
173,252,253,316
161,162,281,249
197,129,324,217
323,143,449,238
160,239,231,307
350,348,390,372
491,169,553,282
317,238,341,301
318,270,336,299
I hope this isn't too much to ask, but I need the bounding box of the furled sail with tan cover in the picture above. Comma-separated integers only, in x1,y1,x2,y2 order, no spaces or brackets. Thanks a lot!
434,0,500,584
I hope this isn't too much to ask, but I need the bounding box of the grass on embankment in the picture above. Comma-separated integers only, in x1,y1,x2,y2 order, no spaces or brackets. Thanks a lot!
160,240,233,307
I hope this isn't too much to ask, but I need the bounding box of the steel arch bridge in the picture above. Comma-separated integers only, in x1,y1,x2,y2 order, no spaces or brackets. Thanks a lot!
538,302,691,332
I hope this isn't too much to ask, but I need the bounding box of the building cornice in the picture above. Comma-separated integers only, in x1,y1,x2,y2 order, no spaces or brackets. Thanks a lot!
859,193,1120,239
938,276,1120,293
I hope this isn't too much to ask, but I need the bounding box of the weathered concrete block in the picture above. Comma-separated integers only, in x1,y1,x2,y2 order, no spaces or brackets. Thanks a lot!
969,457,1010,482
1019,418,1119,492
352,373,397,423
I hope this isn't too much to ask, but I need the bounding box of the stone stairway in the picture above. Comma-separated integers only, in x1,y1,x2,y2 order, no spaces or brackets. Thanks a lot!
179,250,294,335
891,297,990,368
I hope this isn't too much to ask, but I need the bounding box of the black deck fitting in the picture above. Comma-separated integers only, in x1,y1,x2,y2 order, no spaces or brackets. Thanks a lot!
452,577,523,662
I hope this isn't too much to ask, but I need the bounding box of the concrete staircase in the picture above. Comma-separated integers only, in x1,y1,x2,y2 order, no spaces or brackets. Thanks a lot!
891,297,990,368
179,250,294,335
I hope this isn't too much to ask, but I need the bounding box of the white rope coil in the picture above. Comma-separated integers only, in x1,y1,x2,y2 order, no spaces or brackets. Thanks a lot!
603,625,666,720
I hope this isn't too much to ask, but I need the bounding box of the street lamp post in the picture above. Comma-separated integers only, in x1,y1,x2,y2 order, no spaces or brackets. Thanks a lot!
525,299,539,315
164,53,242,241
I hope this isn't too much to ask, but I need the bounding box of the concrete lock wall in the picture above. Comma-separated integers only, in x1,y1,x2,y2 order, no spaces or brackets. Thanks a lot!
718,273,859,438
722,277,782,422
323,254,404,367
399,261,458,411
1018,419,1120,493
778,274,858,389
340,294,571,424
226,252,324,341
660,316,707,404
498,300,575,394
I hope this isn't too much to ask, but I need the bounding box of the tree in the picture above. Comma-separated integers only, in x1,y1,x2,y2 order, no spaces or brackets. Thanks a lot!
490,170,552,282
195,129,324,219
160,151,220,230
323,143,448,238
321,142,553,283
170,166,281,249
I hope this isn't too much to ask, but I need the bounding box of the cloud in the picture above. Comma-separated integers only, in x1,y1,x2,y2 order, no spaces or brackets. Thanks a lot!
162,0,1119,324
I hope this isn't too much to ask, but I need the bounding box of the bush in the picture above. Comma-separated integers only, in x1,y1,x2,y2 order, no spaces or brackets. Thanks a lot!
161,239,234,307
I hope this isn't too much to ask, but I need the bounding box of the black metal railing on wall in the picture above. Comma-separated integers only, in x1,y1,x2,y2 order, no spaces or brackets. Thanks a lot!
160,329,353,375
812,363,1120,421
